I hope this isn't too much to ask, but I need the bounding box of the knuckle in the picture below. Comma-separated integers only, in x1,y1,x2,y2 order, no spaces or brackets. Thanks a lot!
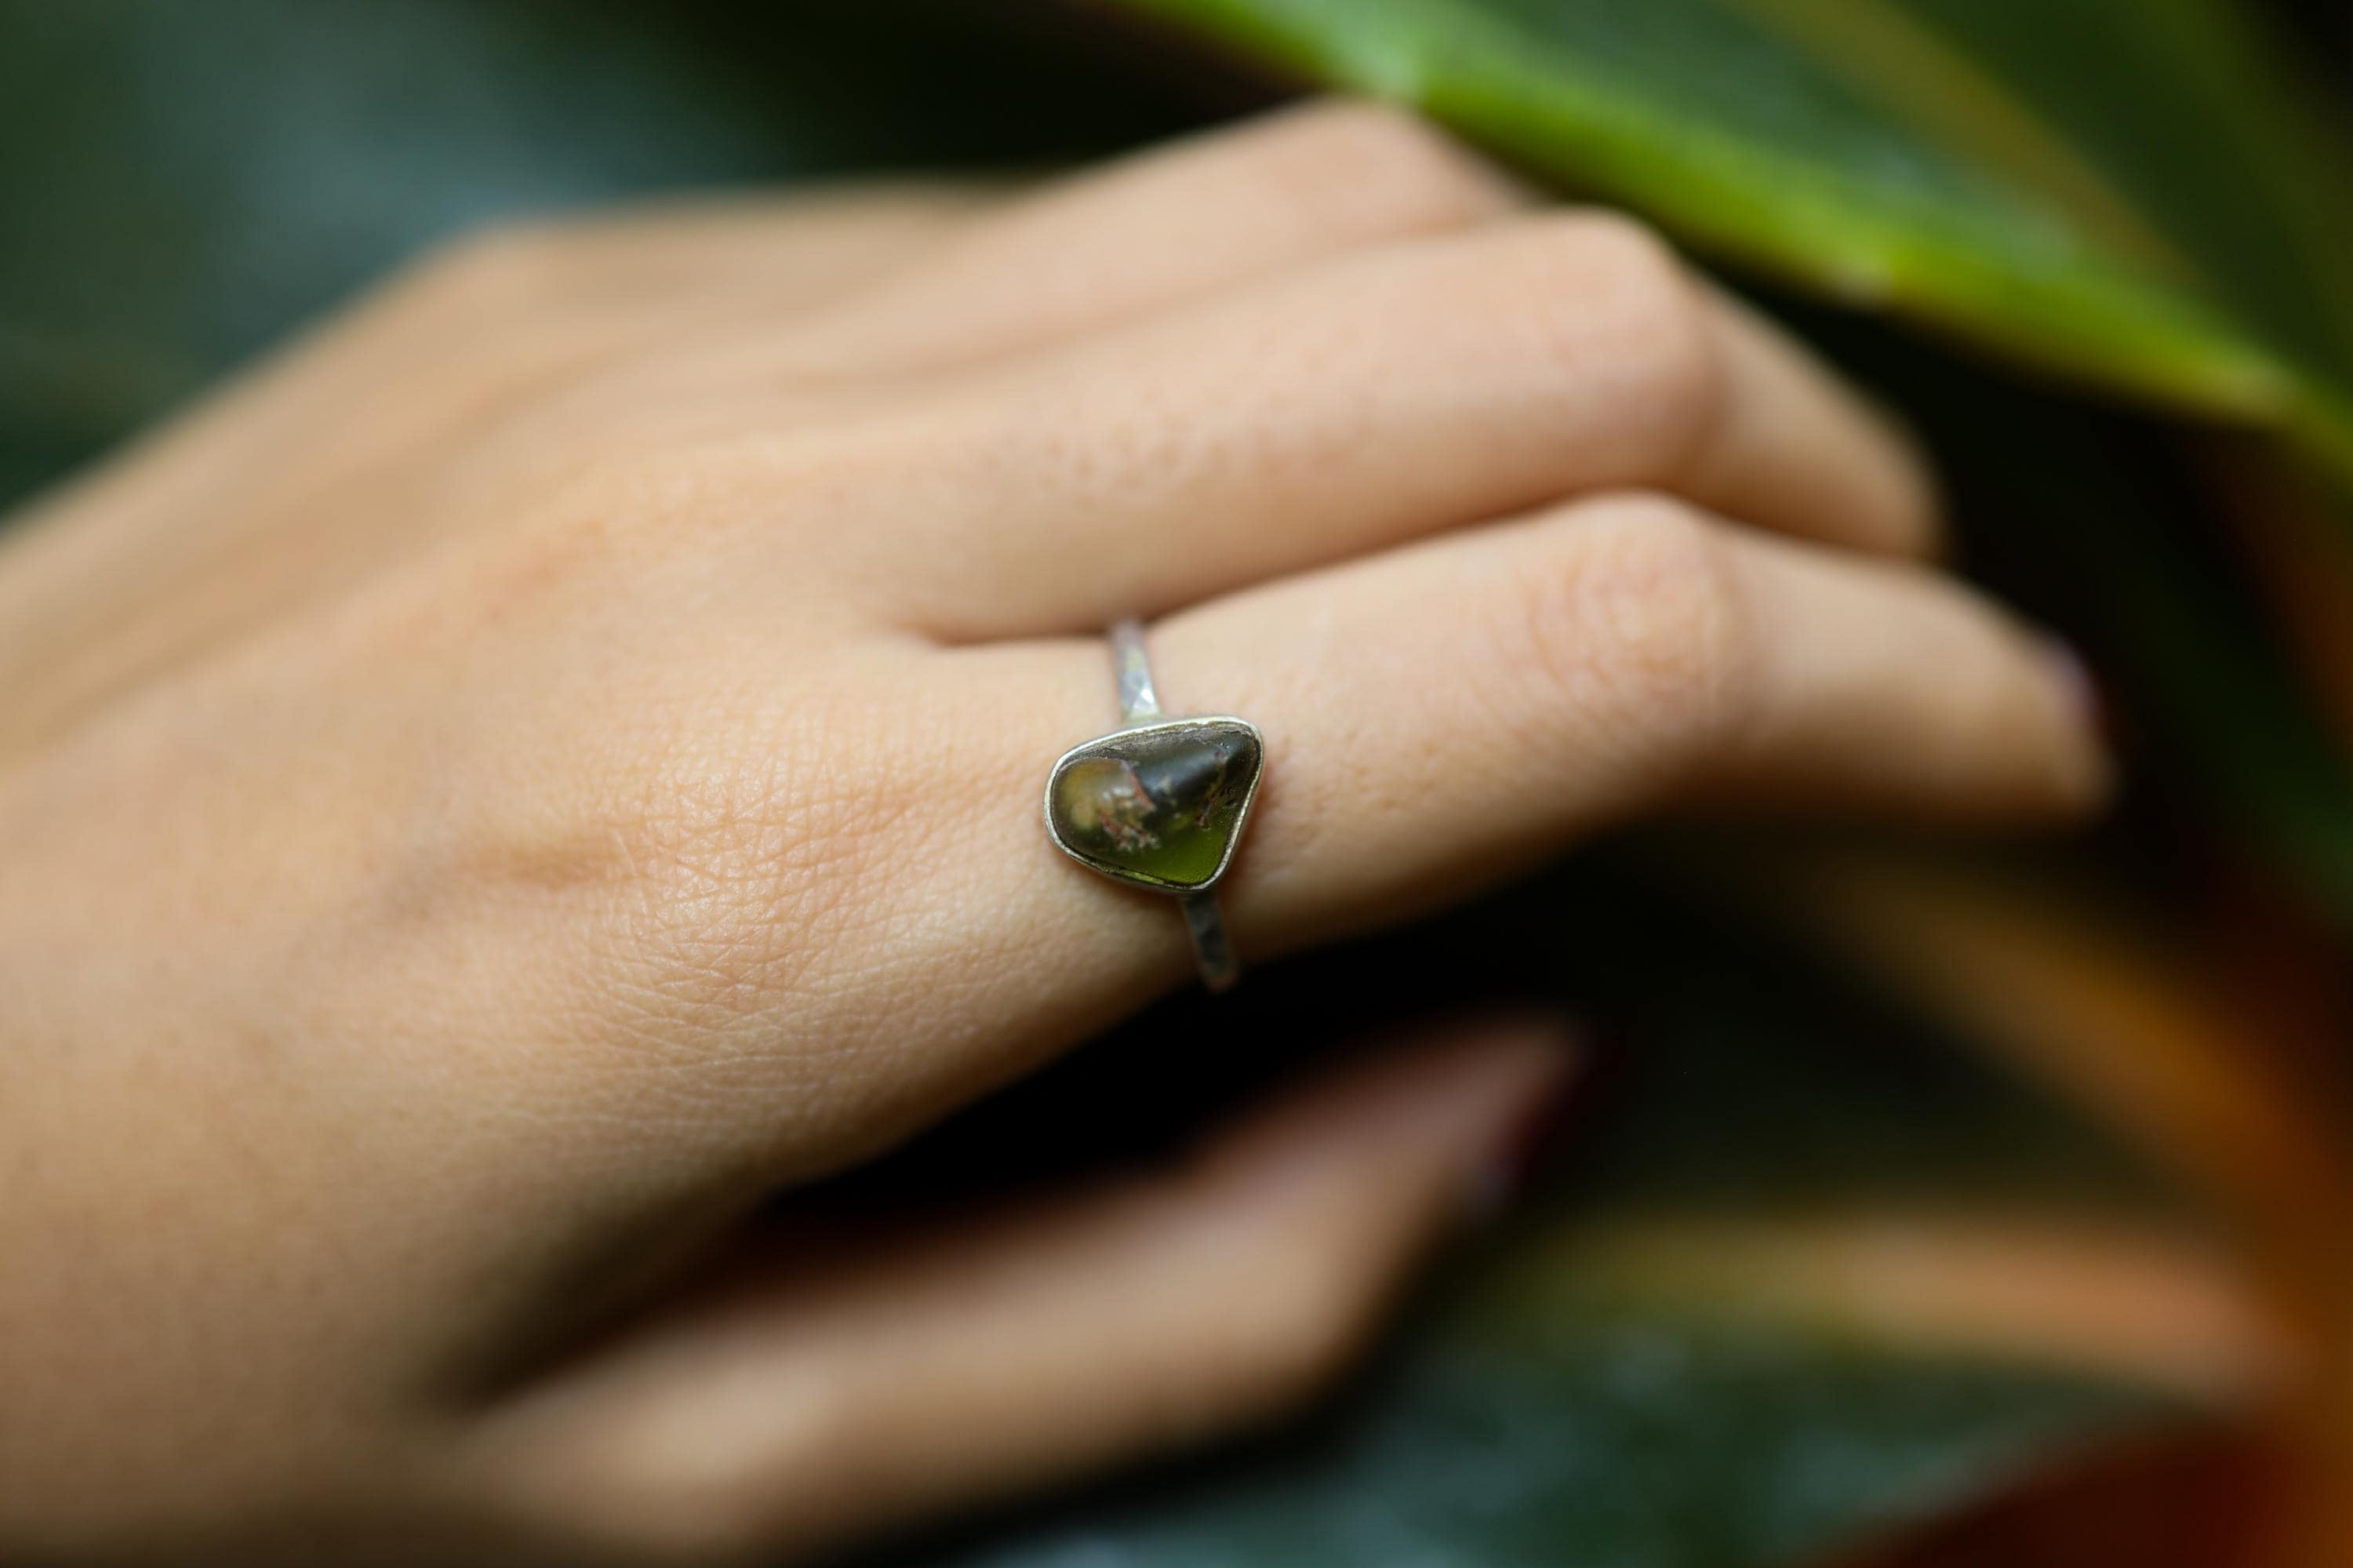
1261,98,1515,228
1501,495,1755,777
1546,209,1689,318
424,440,701,623
395,216,576,318
1519,212,1726,473
493,426,847,589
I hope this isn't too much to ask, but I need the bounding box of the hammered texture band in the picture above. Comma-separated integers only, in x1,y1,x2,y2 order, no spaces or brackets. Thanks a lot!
1042,620,1263,991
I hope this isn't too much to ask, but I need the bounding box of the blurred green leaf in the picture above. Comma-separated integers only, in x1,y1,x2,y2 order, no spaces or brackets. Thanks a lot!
1097,0,2353,475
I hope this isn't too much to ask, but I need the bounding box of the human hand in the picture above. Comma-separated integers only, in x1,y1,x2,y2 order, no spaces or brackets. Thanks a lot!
0,102,2104,1564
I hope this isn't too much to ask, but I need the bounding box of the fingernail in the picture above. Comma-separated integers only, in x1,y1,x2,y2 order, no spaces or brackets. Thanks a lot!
2041,635,2111,748
1460,1039,1583,1224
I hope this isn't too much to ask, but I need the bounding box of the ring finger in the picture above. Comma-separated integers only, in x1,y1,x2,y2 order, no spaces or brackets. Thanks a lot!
671,492,2103,1177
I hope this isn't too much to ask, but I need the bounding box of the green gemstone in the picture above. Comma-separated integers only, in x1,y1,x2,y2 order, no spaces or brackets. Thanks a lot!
1047,719,1264,890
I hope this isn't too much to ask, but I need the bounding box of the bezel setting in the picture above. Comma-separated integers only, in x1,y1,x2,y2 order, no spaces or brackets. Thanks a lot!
1042,715,1265,893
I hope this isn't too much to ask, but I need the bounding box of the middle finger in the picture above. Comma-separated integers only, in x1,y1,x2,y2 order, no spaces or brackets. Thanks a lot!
827,213,1937,640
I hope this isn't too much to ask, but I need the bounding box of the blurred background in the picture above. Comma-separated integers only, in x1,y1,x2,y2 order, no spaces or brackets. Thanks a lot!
3,3,2349,1565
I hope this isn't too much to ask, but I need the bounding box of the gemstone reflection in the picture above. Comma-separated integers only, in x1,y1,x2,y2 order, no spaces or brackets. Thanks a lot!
1047,720,1263,890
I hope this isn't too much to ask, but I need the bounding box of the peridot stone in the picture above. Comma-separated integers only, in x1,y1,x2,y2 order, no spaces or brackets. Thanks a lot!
1046,719,1264,891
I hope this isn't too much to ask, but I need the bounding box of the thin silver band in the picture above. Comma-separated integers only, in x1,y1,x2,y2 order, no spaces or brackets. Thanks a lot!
1111,617,1161,727
1110,618,1238,992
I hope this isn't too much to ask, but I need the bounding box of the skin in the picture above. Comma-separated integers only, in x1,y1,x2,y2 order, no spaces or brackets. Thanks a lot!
0,102,2107,1565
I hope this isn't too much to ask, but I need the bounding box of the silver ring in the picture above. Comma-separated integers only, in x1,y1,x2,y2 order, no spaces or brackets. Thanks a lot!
1043,619,1264,992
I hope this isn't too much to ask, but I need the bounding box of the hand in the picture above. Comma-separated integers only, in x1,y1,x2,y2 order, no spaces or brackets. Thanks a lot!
0,102,2105,1565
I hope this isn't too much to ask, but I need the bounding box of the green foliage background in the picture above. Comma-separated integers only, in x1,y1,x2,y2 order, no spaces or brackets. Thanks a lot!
5,3,2344,1564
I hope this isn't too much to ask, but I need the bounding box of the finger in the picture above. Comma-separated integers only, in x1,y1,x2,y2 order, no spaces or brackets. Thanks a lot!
468,1017,1577,1566
837,214,1937,641
973,491,2100,999
750,98,1525,378
1126,494,2104,940
649,493,2098,1191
